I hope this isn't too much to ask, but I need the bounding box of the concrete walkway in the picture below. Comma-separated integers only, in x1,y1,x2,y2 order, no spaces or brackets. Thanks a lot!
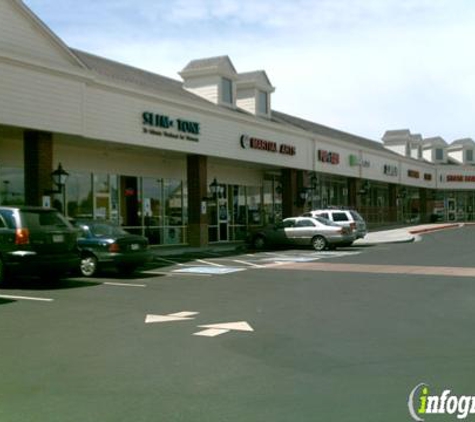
354,222,464,246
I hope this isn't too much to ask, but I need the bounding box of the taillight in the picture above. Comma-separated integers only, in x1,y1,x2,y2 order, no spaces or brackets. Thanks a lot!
15,228,30,245
350,222,356,231
109,243,120,253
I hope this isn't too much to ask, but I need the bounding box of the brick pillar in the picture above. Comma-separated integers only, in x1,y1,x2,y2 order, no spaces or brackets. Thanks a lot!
282,168,299,218
24,130,53,206
348,177,357,208
187,155,208,247
419,188,428,223
388,184,397,222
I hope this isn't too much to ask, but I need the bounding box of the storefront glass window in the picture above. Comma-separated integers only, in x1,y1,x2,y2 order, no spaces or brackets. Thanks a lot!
67,172,93,219
141,177,186,245
247,186,262,226
0,167,24,205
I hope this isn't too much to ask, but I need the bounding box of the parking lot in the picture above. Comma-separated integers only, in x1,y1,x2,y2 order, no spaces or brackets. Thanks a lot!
2,225,475,422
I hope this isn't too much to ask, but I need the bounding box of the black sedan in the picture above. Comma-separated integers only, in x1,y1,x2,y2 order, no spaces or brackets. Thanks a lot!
73,220,152,277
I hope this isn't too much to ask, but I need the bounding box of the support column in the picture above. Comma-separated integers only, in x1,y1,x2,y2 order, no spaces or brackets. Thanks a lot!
348,177,357,208
419,188,428,223
23,130,53,206
282,168,299,218
187,154,208,247
388,184,397,222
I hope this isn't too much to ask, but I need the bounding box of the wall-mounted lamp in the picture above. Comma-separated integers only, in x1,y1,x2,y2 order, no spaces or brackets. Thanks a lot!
45,163,69,195
296,187,309,207
203,178,224,201
397,187,407,200
358,180,370,196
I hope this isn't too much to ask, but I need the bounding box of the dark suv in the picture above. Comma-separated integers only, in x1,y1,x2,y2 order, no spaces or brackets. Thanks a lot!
0,206,80,283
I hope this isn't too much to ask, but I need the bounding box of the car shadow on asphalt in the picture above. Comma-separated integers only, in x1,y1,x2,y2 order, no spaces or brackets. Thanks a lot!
0,277,102,291
0,298,16,305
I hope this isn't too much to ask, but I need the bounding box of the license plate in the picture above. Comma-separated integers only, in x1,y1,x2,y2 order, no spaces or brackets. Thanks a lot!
52,234,64,243
131,244,140,251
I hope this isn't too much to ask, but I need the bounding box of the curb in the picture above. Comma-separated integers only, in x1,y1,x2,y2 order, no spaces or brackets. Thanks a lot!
408,223,461,235
353,236,415,247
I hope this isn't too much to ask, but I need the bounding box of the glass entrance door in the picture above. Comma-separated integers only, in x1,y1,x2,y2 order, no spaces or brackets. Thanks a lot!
208,183,229,242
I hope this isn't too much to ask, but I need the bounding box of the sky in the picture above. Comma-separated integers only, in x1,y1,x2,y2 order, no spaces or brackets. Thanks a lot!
22,0,475,143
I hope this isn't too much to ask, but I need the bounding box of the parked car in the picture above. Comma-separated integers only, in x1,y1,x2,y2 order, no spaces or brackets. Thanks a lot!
302,209,367,241
72,219,152,277
249,216,355,251
0,206,80,284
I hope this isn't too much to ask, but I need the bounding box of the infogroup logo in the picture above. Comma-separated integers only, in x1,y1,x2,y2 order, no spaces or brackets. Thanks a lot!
408,383,475,421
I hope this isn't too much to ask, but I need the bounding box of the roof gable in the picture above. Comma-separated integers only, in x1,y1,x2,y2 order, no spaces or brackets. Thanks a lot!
237,71,275,92
0,0,85,69
180,55,237,79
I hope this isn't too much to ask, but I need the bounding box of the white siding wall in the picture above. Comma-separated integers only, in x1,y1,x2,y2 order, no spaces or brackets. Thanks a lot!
182,76,219,104
448,150,463,163
0,0,79,69
55,141,186,180
385,144,406,156
236,88,256,115
422,149,433,162
0,61,83,134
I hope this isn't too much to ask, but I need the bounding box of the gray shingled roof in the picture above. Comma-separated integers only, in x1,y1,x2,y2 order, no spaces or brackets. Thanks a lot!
237,71,272,86
72,49,212,105
272,110,395,154
180,55,236,73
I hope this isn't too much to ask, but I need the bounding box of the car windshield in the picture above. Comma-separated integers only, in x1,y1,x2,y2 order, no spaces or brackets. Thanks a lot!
84,222,129,238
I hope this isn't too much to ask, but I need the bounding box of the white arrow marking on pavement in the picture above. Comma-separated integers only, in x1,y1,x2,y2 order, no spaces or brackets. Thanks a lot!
145,311,199,324
193,321,254,337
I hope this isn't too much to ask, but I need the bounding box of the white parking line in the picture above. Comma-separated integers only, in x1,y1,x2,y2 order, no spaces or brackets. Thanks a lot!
196,259,224,267
232,259,265,268
103,282,147,287
155,257,185,266
0,294,53,302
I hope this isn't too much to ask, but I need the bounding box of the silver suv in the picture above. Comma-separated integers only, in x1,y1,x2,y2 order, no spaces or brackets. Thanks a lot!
302,209,367,240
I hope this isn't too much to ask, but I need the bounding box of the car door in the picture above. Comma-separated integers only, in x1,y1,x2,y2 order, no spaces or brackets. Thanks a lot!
293,218,317,245
272,218,297,246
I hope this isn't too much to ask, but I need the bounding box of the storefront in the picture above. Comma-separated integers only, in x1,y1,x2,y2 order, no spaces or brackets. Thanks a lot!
2,0,475,250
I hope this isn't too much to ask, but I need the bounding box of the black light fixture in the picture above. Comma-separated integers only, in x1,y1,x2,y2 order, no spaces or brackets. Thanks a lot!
209,178,219,197
397,187,407,199
203,178,223,201
358,180,370,196
45,163,69,195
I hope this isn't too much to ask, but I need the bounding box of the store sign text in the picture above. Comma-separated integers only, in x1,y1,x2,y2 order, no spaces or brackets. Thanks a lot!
240,135,296,156
142,111,200,142
383,164,398,177
349,154,370,167
318,150,340,165
407,170,420,179
446,174,475,182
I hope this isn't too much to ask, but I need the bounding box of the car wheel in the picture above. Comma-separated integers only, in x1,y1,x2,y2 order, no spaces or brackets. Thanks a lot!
80,254,98,277
312,235,327,251
253,235,266,249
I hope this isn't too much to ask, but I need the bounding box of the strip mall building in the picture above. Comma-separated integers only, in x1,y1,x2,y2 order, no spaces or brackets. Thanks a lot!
1,0,474,247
